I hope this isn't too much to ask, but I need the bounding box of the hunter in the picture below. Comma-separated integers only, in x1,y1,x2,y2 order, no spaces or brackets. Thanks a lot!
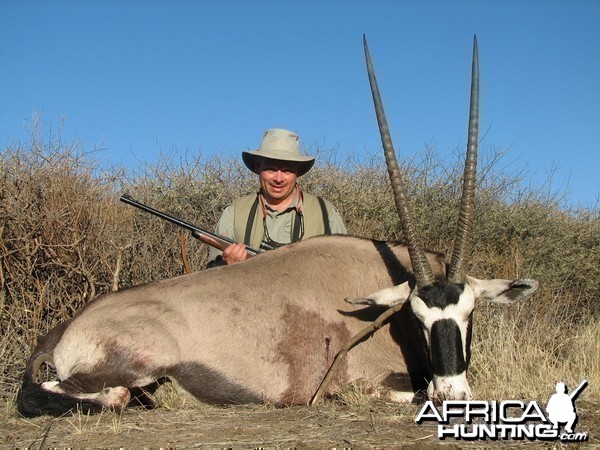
207,128,347,267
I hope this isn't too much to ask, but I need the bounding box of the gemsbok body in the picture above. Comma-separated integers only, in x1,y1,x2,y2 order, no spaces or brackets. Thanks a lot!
17,36,538,417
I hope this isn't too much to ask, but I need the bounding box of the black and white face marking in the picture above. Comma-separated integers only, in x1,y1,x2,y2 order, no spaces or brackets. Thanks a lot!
410,279,475,400
430,318,466,376
347,274,537,401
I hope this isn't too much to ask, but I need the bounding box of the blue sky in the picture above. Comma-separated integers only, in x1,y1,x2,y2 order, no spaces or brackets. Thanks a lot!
1,0,599,209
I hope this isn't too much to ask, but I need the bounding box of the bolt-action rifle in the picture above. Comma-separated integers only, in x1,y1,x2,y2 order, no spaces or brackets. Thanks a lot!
119,194,274,256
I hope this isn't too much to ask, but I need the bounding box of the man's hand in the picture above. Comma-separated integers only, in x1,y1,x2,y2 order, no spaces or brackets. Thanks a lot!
222,242,249,265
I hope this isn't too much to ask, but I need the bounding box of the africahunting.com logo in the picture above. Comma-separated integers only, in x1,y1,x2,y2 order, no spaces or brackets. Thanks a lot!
416,380,589,442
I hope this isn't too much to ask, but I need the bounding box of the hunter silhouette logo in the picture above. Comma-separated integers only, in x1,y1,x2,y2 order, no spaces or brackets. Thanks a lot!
415,380,589,442
546,380,587,434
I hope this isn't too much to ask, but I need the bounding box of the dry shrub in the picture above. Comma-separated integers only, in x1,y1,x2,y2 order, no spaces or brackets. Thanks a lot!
0,138,131,390
1,125,598,407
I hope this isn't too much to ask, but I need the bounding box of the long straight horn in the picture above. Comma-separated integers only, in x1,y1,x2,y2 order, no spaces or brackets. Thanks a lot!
447,35,479,284
363,35,435,288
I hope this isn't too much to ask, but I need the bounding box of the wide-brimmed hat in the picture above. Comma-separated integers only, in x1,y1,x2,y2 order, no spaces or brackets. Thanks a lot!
242,128,315,176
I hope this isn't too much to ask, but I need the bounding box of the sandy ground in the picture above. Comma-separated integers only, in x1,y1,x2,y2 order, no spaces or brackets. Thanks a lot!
2,397,598,448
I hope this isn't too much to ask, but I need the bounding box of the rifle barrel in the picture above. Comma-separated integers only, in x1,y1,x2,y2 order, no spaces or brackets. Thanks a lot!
569,380,588,400
119,194,261,255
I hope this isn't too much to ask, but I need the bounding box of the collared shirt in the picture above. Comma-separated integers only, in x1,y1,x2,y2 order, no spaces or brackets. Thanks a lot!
207,189,347,265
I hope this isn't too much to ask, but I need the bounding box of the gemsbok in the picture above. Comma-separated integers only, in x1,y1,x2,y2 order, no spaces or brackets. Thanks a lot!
17,35,538,417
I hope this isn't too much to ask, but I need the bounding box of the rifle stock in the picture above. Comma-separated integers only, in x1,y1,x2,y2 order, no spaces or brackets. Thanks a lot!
119,194,270,256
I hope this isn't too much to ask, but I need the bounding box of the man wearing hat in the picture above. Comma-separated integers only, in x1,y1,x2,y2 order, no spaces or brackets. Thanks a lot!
207,128,347,267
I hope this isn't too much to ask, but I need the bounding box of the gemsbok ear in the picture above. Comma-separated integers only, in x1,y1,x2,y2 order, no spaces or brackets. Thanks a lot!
466,276,539,304
346,281,412,307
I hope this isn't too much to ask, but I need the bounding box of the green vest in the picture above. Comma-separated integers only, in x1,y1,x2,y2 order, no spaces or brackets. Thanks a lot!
232,192,332,250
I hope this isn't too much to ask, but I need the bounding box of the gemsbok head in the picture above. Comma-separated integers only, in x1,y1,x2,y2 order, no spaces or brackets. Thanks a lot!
345,35,538,400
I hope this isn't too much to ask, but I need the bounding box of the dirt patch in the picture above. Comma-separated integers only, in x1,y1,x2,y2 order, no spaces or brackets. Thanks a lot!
2,398,599,448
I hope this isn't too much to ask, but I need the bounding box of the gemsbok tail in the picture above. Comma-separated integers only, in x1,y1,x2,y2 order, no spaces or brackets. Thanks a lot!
16,321,107,417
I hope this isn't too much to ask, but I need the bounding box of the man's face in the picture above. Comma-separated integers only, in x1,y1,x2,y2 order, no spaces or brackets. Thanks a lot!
258,158,298,206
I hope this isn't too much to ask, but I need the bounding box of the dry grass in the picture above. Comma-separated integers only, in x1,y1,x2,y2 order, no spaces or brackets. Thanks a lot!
470,292,599,401
1,123,598,438
6,395,597,448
